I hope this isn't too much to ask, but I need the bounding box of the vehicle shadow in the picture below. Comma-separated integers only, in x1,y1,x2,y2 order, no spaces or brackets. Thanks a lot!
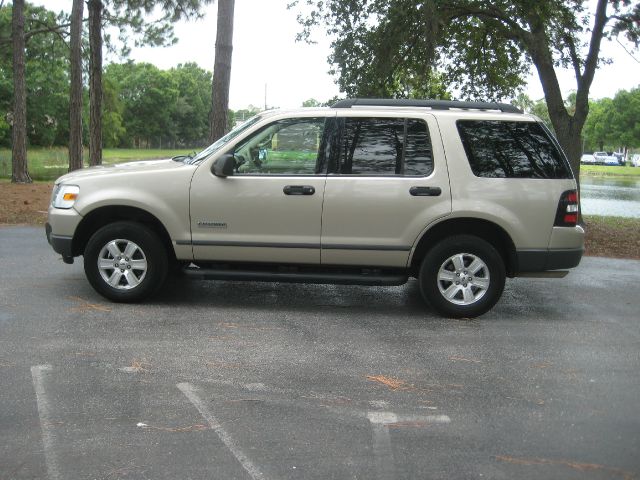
151,276,565,325
156,277,435,318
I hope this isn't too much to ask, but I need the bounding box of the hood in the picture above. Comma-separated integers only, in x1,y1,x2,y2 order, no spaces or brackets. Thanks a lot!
55,159,190,184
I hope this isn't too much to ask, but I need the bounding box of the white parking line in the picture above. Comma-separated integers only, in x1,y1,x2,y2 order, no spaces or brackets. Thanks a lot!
177,382,266,480
367,412,397,480
31,364,61,480
367,412,451,480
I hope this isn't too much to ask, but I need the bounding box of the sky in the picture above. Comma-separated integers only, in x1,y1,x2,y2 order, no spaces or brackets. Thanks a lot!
37,0,640,110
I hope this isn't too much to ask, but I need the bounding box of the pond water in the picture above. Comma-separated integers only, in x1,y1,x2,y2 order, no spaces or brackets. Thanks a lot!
580,176,640,218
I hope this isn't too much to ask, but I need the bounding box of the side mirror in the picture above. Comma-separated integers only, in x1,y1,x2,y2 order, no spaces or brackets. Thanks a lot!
212,154,236,178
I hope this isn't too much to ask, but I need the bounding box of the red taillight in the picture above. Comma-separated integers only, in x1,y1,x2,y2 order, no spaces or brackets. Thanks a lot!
555,190,579,227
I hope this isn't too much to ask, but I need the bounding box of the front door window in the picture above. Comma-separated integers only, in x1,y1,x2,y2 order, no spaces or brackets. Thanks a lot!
232,118,328,175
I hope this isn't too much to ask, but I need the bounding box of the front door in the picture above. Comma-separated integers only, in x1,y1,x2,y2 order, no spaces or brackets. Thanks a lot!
321,113,451,267
189,115,333,264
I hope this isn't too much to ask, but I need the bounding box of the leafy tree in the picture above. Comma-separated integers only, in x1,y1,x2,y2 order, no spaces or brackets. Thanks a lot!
290,0,640,176
87,0,214,164
608,87,640,154
104,61,214,148
579,88,640,154
105,62,178,148
3,1,71,181
102,75,126,148
582,97,614,152
169,62,211,146
209,0,235,142
0,2,71,180
302,98,321,108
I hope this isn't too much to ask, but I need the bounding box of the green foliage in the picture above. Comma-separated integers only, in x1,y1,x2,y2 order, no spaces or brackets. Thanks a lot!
289,0,535,100
0,114,9,143
583,88,640,153
289,0,638,105
169,62,212,146
103,61,215,148
302,98,321,107
583,98,614,151
609,87,640,150
0,3,70,147
105,62,178,147
102,76,126,148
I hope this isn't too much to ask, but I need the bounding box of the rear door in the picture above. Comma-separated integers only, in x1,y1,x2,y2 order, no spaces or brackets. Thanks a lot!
321,113,451,267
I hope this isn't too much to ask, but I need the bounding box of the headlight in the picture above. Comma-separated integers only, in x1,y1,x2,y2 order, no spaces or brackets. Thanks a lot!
52,185,80,209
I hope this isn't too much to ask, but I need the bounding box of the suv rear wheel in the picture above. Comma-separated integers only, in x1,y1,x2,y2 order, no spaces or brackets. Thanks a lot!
84,221,168,302
419,235,505,318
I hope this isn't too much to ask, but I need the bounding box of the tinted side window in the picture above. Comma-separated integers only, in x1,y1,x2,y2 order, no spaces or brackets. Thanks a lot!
405,119,434,176
233,118,326,175
457,120,572,179
338,118,433,176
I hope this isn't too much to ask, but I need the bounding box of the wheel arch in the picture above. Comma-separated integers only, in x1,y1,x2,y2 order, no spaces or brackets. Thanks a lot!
409,218,517,277
71,206,176,261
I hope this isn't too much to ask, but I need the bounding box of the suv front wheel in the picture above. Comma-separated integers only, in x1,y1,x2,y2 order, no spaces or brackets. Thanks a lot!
84,221,168,302
419,235,506,318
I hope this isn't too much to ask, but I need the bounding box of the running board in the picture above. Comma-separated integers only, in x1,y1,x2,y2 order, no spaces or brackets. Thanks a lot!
515,271,569,278
183,267,408,286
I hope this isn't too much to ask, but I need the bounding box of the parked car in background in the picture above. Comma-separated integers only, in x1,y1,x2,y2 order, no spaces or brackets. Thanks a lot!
631,154,640,167
594,151,621,166
593,152,609,164
613,152,625,165
580,153,596,164
604,155,620,166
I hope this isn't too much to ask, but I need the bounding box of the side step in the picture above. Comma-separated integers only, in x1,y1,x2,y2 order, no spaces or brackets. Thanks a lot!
515,271,569,278
183,267,408,286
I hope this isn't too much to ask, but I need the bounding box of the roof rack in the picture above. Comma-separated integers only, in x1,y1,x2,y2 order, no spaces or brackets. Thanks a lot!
331,98,522,114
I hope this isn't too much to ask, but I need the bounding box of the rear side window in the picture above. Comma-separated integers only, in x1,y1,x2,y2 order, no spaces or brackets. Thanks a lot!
337,117,433,176
457,120,572,179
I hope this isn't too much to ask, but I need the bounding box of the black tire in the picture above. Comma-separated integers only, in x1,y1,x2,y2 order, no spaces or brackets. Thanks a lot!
419,235,506,318
83,221,168,302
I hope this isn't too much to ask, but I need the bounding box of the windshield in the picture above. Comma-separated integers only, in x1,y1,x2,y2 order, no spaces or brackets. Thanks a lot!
185,114,264,164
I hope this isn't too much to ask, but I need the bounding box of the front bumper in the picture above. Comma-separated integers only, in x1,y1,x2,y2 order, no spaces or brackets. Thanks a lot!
45,222,74,261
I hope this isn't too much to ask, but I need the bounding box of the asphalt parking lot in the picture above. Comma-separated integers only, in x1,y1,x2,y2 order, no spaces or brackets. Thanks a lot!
1,226,639,480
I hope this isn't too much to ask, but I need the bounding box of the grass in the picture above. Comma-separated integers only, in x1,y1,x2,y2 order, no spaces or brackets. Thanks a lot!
579,164,640,177
0,147,194,181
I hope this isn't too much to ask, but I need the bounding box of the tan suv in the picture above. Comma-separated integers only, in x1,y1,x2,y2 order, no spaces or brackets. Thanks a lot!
46,98,584,317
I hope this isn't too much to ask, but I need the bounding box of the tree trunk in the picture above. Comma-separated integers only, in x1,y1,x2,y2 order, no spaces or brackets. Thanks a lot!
553,120,582,178
208,0,235,143
88,0,103,166
68,0,84,172
11,0,31,183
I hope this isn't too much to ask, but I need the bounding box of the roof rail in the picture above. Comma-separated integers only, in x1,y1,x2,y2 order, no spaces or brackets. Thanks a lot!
331,98,522,114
